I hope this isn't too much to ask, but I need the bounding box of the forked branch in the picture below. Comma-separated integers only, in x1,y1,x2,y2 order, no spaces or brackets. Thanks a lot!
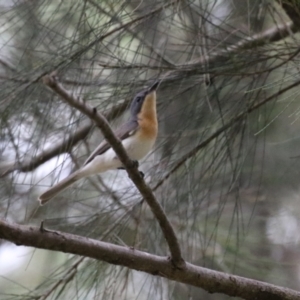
42,74,184,267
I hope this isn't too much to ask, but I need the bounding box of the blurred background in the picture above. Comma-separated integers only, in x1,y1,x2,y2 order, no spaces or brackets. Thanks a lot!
1,0,300,299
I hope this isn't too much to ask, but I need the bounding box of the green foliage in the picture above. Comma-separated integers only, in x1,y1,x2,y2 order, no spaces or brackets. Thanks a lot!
1,0,300,299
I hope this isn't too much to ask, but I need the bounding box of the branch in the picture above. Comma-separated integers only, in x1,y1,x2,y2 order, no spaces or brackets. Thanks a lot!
0,19,296,94
0,0,178,106
42,74,184,267
0,219,299,300
86,0,175,67
93,21,298,81
0,100,129,178
65,1,178,66
162,20,297,82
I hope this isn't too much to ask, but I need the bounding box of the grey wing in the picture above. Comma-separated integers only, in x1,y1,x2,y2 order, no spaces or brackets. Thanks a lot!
83,120,139,166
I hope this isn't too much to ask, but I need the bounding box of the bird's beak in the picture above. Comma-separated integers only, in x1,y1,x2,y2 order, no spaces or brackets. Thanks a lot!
148,80,161,93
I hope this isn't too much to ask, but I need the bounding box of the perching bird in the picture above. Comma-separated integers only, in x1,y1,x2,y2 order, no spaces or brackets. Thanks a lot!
38,81,159,205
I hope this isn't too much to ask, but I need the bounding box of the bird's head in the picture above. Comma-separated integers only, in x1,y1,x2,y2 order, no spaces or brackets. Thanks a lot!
130,81,160,119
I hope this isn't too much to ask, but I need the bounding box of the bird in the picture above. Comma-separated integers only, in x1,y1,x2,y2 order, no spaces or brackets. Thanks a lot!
38,81,159,205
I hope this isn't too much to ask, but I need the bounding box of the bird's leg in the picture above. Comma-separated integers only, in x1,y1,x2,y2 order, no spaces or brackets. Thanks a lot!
118,160,144,178
131,160,144,178
117,160,139,169
131,160,139,168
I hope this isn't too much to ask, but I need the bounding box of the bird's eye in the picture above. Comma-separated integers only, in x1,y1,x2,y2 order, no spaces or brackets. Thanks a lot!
136,97,142,103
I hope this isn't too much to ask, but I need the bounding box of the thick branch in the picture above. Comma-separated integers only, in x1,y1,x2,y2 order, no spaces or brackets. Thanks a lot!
42,74,184,267
0,219,299,300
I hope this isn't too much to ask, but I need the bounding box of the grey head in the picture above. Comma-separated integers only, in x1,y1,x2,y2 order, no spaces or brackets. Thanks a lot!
130,80,160,119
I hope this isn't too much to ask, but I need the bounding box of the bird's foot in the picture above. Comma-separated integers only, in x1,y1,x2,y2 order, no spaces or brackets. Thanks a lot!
118,160,140,170
131,160,139,168
118,160,144,178
118,160,139,170
131,161,144,177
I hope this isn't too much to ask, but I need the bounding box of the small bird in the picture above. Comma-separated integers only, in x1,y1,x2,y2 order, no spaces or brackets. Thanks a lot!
38,81,159,205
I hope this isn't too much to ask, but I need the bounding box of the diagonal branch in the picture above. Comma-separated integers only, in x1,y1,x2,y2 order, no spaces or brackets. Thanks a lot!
42,74,184,268
0,101,129,178
161,20,297,82
0,219,299,300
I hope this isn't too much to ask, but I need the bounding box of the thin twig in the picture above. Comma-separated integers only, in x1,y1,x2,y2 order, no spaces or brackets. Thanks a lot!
64,1,178,66
162,20,297,81
1,20,296,178
42,74,184,267
153,77,300,191
0,74,109,87
0,56,17,72
1,14,294,89
0,219,299,300
38,257,84,300
0,0,178,106
98,21,297,76
278,0,300,29
0,100,129,178
86,0,175,67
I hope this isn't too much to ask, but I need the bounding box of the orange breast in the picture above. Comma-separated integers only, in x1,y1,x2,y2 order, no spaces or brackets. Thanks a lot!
137,91,158,140
137,118,158,140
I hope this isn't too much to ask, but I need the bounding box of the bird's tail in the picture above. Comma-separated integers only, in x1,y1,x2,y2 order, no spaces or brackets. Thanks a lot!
38,172,79,205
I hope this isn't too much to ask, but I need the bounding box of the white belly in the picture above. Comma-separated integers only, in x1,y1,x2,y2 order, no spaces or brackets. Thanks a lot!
122,135,155,161
78,136,155,178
